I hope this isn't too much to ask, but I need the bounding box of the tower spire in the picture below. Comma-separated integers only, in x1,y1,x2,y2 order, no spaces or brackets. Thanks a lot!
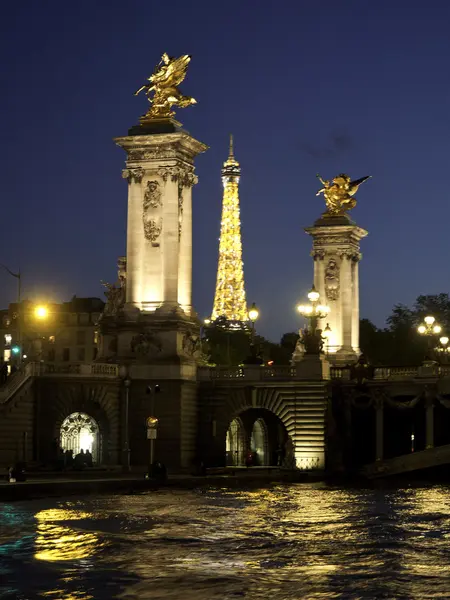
211,137,248,324
229,133,234,159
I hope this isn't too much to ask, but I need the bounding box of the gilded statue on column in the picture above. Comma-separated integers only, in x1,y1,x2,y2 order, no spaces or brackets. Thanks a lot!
135,53,197,120
316,173,371,216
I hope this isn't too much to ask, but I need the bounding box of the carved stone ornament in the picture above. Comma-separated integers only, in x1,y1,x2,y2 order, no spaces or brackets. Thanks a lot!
178,186,184,240
122,168,144,184
143,217,162,243
144,180,162,209
336,248,360,261
182,331,201,357
325,258,340,301
128,147,177,161
311,248,325,260
130,332,162,357
157,166,198,187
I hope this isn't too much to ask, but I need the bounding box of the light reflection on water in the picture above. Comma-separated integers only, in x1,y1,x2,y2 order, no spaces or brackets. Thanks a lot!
1,484,450,598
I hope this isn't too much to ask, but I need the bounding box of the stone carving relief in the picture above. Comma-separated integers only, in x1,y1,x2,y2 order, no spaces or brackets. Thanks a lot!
336,248,361,261
157,166,198,187
311,249,325,260
122,168,144,184
100,256,127,318
182,331,201,357
178,185,184,240
325,258,340,301
143,218,162,244
128,147,177,161
144,180,162,209
130,332,162,357
142,180,162,245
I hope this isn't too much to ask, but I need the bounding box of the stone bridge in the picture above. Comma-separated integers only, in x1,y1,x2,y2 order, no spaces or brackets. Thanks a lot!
2,361,450,475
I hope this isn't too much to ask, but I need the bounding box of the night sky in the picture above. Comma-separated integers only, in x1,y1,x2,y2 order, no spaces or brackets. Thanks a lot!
1,1,450,341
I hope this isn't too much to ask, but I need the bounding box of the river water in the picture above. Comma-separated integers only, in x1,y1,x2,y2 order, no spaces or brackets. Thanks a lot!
1,483,450,599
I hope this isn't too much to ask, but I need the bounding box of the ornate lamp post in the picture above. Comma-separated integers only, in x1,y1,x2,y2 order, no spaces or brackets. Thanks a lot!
296,285,330,354
119,365,131,472
417,315,442,362
248,302,259,345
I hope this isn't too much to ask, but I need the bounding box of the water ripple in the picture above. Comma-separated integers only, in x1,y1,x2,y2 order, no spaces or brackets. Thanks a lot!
1,484,450,598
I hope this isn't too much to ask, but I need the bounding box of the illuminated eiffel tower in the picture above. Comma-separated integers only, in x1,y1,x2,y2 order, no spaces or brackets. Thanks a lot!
211,135,248,325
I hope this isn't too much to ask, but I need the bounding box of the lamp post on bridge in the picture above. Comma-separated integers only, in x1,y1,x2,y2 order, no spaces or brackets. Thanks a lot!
296,285,331,354
417,315,442,362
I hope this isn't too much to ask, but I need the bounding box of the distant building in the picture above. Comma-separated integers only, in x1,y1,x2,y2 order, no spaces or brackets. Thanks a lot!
0,296,104,365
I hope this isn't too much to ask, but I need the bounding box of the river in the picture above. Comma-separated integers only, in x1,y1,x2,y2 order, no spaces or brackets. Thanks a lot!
1,483,450,599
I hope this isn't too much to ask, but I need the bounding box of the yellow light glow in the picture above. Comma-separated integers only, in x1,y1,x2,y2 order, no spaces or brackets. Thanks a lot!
248,302,259,322
440,336,449,346
211,143,247,322
304,305,313,315
418,325,426,334
322,324,332,339
424,315,435,325
297,304,306,314
204,318,211,325
433,325,442,334
35,305,49,319
307,286,320,302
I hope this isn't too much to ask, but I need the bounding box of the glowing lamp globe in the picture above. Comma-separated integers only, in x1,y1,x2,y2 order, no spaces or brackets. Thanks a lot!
307,286,320,303
440,336,449,346
35,305,49,319
424,315,435,326
248,303,259,323
417,325,426,334
433,325,442,334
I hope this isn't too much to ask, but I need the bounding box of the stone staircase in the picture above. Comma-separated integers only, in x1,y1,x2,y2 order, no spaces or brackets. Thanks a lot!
0,362,41,405
363,445,450,479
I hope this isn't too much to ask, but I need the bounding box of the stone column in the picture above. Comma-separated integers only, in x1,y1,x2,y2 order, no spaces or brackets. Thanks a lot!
115,132,207,313
124,168,144,308
375,397,384,461
339,253,353,353
425,395,434,449
305,215,368,364
161,170,181,308
351,259,360,352
178,176,196,315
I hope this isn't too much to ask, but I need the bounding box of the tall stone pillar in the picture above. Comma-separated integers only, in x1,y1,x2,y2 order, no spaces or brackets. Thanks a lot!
305,215,368,364
117,132,206,314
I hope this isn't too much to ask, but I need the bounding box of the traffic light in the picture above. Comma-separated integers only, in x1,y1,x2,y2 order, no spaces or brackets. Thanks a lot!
11,345,20,355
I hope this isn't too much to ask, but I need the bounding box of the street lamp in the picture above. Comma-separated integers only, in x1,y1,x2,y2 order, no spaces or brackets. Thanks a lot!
297,285,330,354
248,302,259,344
35,305,49,319
417,315,442,362
417,315,442,335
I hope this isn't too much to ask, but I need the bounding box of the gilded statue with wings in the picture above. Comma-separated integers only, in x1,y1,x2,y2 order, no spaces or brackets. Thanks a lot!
316,173,371,216
135,53,197,120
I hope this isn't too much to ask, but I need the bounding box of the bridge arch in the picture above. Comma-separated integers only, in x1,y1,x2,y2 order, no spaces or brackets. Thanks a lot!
37,380,120,465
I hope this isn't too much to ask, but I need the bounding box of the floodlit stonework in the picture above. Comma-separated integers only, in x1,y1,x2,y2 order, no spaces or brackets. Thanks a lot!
305,214,368,364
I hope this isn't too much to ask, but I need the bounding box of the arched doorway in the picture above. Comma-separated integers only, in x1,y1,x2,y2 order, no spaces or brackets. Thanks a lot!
226,417,245,465
224,408,289,467
251,418,268,465
60,412,100,463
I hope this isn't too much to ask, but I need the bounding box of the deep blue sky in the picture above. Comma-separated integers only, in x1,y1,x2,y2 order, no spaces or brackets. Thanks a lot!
1,0,450,341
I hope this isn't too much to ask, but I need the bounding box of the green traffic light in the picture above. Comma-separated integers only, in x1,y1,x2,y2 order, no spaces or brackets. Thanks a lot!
11,346,20,355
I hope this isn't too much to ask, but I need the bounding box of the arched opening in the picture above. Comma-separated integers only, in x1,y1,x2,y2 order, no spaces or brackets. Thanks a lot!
60,412,100,464
225,408,289,467
226,417,245,465
251,418,268,466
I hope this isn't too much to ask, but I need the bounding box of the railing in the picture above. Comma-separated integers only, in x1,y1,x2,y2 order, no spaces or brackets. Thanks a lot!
41,362,119,377
198,363,450,382
0,361,39,403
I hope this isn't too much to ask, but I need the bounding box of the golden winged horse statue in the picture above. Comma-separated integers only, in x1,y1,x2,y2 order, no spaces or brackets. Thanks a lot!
316,173,371,216
135,53,197,119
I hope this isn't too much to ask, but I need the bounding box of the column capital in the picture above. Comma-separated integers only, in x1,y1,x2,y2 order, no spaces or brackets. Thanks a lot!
122,168,144,184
